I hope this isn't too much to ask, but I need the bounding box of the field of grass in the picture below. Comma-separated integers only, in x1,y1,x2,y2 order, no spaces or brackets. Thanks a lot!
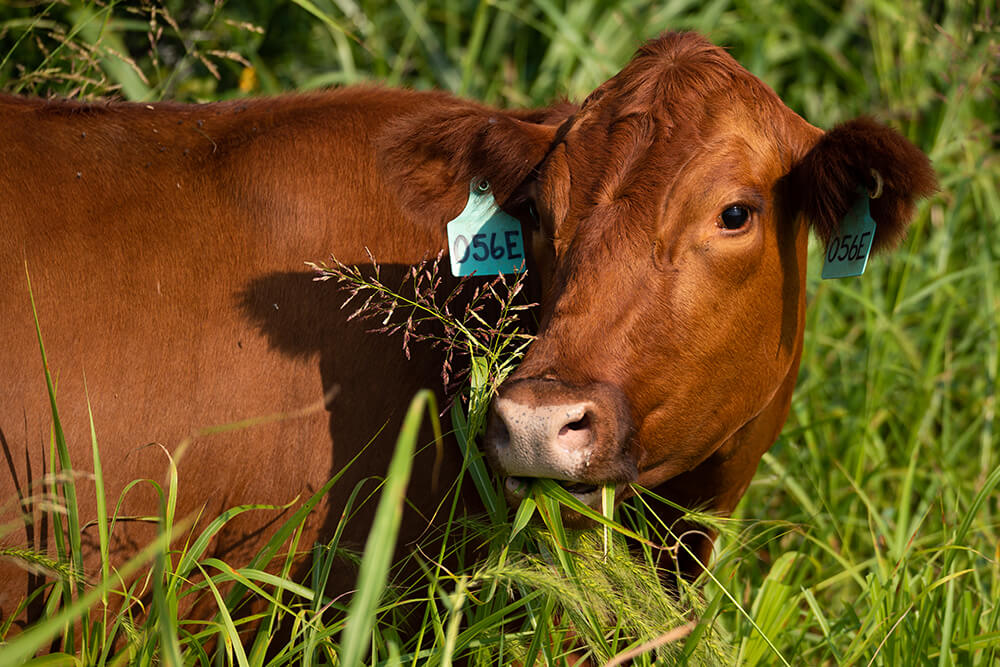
1,0,997,665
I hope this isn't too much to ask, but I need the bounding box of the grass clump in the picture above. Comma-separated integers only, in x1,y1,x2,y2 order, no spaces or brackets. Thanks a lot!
310,255,724,665
3,258,720,665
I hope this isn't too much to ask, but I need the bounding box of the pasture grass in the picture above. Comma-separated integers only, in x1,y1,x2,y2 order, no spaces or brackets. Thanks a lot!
1,0,997,664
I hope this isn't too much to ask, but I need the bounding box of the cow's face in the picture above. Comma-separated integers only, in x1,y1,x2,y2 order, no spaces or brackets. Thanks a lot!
482,35,935,518
484,36,820,511
383,32,935,522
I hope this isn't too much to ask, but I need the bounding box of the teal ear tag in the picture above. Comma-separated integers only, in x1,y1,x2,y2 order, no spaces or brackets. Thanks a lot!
446,180,525,277
821,193,877,280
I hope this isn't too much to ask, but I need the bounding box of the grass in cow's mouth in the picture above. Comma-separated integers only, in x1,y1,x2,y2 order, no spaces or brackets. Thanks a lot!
557,481,600,496
507,476,601,498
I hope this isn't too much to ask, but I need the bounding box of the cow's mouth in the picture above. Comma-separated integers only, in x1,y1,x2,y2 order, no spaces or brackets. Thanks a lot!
505,476,602,505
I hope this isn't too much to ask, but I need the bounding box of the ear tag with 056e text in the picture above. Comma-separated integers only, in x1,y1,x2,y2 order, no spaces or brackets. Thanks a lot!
821,192,877,280
446,180,525,277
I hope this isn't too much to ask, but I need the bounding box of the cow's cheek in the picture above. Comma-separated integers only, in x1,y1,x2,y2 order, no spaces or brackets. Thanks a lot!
631,387,735,483
627,274,788,484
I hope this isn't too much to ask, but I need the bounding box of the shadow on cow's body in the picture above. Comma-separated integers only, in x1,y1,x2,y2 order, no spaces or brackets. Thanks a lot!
1,31,935,633
0,87,555,625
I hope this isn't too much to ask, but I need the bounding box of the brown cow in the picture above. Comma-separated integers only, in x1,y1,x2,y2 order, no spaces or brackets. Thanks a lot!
0,31,933,629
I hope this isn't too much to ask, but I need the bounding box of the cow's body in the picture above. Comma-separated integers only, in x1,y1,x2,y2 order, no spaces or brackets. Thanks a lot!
0,87,565,620
1,32,935,630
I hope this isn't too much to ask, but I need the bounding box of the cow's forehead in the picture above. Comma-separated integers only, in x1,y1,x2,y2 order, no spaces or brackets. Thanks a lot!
562,33,813,173
580,37,763,120
549,102,797,233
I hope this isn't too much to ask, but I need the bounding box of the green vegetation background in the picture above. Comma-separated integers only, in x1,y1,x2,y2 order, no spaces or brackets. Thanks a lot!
1,0,997,664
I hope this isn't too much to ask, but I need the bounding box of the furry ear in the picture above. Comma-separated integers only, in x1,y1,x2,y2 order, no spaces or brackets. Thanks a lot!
787,117,937,252
376,101,573,224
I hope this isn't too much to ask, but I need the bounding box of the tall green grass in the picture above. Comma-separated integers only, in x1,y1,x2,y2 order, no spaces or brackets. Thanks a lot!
2,0,997,664
2,264,720,665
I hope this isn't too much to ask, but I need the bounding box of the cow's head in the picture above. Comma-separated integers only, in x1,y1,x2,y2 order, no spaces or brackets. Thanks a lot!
382,33,935,534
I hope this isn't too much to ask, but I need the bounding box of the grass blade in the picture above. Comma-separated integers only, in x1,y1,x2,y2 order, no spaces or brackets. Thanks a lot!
339,389,441,667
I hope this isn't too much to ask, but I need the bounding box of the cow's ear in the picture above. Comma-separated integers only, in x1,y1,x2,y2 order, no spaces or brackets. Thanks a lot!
377,102,570,223
787,117,937,252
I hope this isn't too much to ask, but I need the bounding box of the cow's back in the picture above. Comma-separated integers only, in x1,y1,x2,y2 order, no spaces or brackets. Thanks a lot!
0,89,462,618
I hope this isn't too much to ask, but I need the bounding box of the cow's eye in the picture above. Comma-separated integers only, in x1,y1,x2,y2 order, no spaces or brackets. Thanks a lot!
719,205,751,230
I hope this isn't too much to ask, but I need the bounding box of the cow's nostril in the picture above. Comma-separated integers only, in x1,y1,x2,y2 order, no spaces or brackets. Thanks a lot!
492,415,511,448
555,409,593,454
558,412,591,436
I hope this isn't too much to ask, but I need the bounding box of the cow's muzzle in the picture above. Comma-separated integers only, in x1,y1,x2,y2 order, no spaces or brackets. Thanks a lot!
484,377,637,510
